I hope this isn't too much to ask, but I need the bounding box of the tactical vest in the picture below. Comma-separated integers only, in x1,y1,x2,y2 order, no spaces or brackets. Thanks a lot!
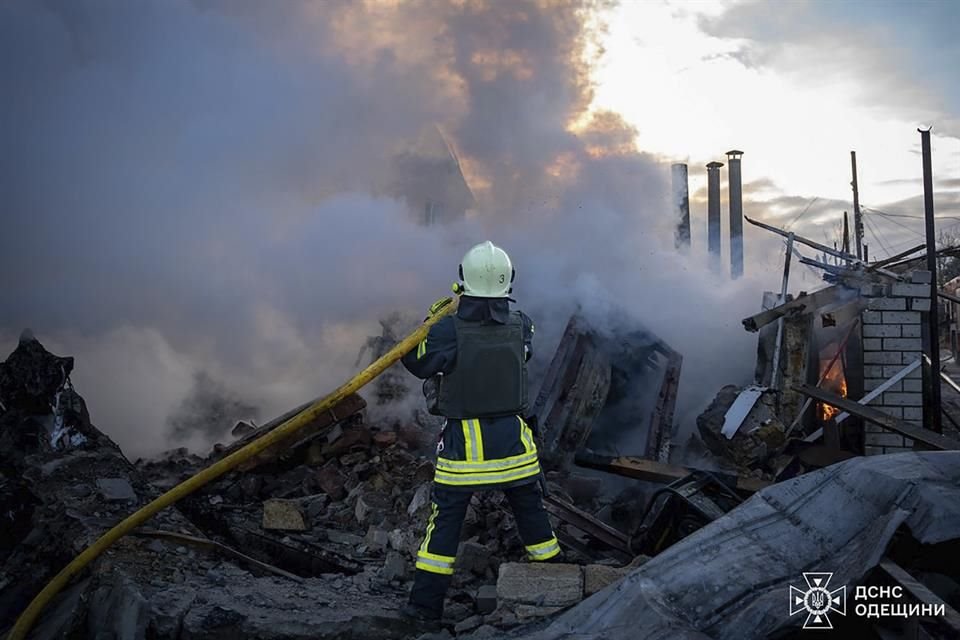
434,312,527,418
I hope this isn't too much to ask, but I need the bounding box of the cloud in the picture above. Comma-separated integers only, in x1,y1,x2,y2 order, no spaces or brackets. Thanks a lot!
698,0,960,138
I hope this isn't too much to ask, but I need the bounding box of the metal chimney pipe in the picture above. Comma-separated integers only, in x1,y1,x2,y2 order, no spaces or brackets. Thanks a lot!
726,150,744,279
672,163,690,250
706,161,724,273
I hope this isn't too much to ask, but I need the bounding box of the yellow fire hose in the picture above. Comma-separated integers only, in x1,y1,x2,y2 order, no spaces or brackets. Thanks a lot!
7,296,458,640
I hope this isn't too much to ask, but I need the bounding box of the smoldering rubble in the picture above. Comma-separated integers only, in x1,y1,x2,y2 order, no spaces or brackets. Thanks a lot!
5,236,960,640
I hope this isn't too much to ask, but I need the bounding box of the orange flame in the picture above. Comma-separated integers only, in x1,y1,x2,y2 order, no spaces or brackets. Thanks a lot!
818,358,848,421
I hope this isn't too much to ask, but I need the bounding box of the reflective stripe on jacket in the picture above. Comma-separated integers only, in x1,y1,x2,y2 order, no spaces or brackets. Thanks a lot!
401,297,539,491
432,415,540,489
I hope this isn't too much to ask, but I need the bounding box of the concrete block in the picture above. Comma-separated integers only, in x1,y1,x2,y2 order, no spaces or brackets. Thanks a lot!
96,478,137,502
864,325,901,338
882,311,921,324
902,379,922,393
883,365,921,379
864,351,904,365
883,338,922,351
862,310,884,324
262,499,307,531
901,324,922,337
903,438,915,448
497,562,583,607
476,585,498,614
864,423,886,433
457,541,491,576
862,338,883,351
365,526,389,551
891,283,930,298
868,297,906,311
583,565,630,597
865,378,901,392
865,446,885,456
911,270,932,284
865,433,906,448
355,492,391,525
882,392,923,407
864,365,885,378
381,551,408,582
903,407,924,421
911,298,932,312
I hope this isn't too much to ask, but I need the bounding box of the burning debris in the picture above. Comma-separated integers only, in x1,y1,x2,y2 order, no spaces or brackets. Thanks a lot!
4,233,960,640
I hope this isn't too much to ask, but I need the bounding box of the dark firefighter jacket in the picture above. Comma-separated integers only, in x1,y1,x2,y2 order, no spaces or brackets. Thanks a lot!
401,296,539,491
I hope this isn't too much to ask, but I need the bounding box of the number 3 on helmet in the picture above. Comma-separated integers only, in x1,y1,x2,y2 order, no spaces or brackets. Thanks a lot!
458,241,515,298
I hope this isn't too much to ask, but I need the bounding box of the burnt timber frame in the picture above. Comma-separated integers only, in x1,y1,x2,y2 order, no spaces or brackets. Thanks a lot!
542,494,632,557
795,384,960,450
575,451,771,493
531,314,682,467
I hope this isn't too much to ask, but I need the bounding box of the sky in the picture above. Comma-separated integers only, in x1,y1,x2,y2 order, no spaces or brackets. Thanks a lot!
0,0,956,458
592,0,960,261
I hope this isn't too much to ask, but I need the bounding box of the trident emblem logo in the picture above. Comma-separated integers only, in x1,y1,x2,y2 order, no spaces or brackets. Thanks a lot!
789,572,846,630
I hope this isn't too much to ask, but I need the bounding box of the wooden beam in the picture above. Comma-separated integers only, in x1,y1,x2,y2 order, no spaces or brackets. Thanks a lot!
872,244,926,268
574,451,771,493
543,494,631,554
746,216,905,280
216,393,367,471
878,559,960,634
743,285,847,333
794,384,960,451
135,529,304,583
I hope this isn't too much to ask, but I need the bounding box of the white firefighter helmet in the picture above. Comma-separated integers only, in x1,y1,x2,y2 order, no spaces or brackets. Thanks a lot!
459,241,514,298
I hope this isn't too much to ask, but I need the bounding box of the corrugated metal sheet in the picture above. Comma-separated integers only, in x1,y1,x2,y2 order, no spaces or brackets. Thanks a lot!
523,452,960,640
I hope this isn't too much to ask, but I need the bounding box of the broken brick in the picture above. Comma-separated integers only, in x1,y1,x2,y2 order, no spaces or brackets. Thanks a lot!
262,499,307,531
373,431,398,448
315,463,346,501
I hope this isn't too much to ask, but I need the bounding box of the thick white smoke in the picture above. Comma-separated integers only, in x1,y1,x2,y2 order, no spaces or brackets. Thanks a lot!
0,1,777,458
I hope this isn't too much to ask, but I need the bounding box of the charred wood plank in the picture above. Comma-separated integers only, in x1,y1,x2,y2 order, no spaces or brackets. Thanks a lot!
231,525,362,576
794,384,960,451
134,529,304,583
575,451,770,493
217,393,366,471
532,316,611,470
648,350,682,462
743,285,850,332
542,494,631,555
878,558,960,634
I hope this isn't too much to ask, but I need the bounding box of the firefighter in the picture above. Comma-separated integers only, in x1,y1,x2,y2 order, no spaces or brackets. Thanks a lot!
400,240,560,622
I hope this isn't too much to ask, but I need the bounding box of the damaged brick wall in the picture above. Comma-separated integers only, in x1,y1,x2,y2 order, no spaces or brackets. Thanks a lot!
861,271,930,455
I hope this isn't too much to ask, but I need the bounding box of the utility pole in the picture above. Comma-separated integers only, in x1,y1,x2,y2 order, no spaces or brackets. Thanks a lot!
851,151,863,259
919,128,942,433
843,211,850,255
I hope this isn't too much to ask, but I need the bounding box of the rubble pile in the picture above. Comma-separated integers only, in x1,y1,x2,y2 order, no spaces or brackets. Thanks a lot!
6,253,960,640
1,332,643,639
0,334,424,638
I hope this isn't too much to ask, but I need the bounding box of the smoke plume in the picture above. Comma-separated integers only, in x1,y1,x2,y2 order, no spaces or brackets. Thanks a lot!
0,0,770,458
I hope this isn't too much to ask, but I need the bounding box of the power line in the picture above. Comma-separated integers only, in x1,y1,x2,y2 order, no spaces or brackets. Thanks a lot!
863,205,960,222
868,210,925,238
863,213,893,258
785,197,820,231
